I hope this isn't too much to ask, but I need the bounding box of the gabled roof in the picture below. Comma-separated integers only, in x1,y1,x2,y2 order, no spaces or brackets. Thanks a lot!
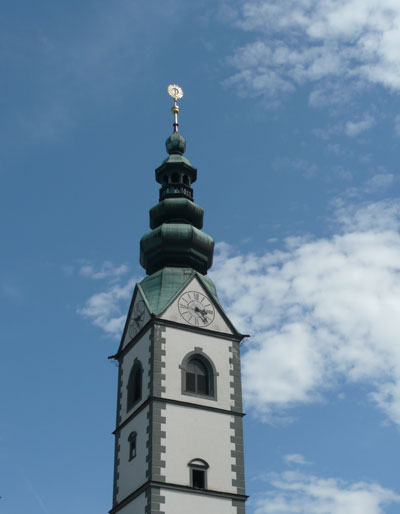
112,267,242,358
138,267,216,314
137,266,238,334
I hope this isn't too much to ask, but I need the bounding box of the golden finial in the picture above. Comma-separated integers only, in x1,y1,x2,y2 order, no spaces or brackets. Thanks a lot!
168,84,183,133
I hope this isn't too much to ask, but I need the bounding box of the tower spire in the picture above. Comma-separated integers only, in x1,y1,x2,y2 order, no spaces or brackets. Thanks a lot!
167,84,183,133
139,85,214,276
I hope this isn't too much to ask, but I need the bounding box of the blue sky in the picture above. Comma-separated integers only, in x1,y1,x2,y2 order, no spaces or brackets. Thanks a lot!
2,0,400,512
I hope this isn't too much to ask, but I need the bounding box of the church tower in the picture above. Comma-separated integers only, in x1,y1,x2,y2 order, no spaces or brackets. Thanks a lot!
109,86,247,514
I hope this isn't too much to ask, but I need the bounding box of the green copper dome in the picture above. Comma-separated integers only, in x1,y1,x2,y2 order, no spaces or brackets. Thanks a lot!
165,132,186,155
140,223,214,275
140,130,214,275
149,198,203,229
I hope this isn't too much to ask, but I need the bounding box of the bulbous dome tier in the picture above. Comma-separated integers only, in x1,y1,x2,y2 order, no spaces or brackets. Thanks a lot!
150,198,204,230
165,132,186,155
140,129,214,276
140,223,214,275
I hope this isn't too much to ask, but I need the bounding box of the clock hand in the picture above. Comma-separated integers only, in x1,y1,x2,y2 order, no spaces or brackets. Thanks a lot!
134,313,143,326
194,306,208,323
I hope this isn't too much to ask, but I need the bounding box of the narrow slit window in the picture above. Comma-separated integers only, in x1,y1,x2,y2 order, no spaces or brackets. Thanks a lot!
128,432,137,461
127,360,143,412
134,367,142,401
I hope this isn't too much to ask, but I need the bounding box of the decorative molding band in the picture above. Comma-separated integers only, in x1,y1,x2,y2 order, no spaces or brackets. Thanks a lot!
154,317,246,341
109,317,247,361
109,480,248,513
153,480,249,501
113,395,245,434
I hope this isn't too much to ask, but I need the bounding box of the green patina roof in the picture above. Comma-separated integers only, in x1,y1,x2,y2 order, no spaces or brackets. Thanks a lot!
165,131,186,156
160,153,192,167
137,266,222,316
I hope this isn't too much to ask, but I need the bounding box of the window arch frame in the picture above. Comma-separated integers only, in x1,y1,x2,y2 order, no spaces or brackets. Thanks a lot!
188,458,209,489
179,348,218,401
127,358,143,412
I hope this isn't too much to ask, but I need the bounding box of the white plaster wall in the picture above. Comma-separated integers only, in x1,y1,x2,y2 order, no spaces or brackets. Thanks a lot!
115,491,147,513
162,276,233,334
116,405,149,503
163,404,236,494
120,328,151,425
163,489,234,514
163,326,233,411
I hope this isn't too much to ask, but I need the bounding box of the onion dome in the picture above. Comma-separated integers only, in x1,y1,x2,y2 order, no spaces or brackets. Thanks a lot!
140,86,214,275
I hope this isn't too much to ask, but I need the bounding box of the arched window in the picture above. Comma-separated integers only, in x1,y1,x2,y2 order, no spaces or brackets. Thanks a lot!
186,358,209,395
180,350,218,400
188,458,209,489
127,359,143,412
128,431,137,461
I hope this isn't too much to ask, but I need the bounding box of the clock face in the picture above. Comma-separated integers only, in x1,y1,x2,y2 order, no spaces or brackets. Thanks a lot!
128,299,146,338
178,291,215,327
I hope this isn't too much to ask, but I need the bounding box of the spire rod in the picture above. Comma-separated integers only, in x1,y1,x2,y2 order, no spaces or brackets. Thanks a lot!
168,84,183,133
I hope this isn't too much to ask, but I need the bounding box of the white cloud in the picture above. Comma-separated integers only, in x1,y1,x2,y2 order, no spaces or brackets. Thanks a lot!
79,261,129,280
210,200,400,424
254,470,400,514
283,454,311,466
341,173,395,199
77,277,136,337
364,173,394,193
225,0,400,103
344,114,375,136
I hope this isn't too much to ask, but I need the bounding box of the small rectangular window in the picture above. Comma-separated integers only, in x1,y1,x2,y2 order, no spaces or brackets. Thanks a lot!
192,469,205,489
186,372,196,392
